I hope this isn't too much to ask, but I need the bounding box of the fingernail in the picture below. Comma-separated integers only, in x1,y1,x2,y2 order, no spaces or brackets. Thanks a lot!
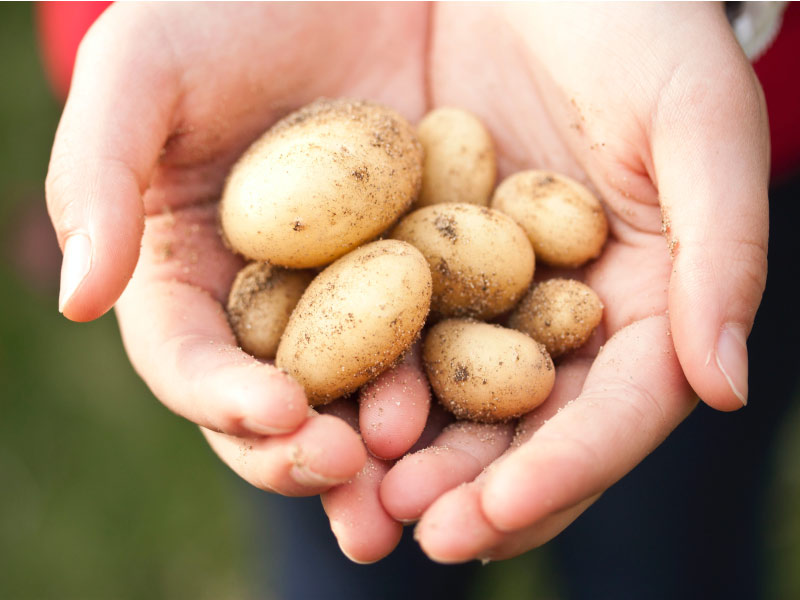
715,323,749,406
288,445,341,487
240,417,295,437
290,464,341,487
59,233,92,313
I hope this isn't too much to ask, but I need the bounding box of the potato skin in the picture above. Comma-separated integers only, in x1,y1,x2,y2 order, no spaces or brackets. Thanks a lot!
276,240,432,406
416,107,496,207
390,203,534,320
491,170,608,268
226,263,315,360
220,98,423,268
423,319,555,423
509,278,604,358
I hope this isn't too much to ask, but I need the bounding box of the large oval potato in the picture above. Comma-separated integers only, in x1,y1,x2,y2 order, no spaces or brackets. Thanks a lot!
423,319,555,423
509,278,604,358
416,107,496,207
220,98,423,268
491,170,608,268
391,203,534,319
276,240,432,405
226,262,315,360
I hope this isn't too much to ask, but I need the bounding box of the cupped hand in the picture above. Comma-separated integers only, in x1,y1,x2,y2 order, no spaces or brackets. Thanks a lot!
46,3,430,494
373,2,768,563
47,2,769,562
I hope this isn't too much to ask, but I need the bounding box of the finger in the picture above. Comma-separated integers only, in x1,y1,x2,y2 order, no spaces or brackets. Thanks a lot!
318,398,403,563
414,480,598,563
359,342,431,459
119,279,309,436
322,456,403,564
485,496,598,561
46,5,178,321
380,355,590,523
380,421,514,523
652,38,770,410
410,359,592,561
512,357,594,445
115,206,309,437
481,315,696,532
203,411,366,497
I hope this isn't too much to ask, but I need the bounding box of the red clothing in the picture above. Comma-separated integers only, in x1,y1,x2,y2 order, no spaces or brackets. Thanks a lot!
36,2,112,102
752,3,800,181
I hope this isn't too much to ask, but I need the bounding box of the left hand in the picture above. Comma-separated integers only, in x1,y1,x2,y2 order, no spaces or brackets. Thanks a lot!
323,2,769,563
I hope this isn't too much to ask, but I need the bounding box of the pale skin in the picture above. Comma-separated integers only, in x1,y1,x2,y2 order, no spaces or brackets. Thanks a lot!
47,3,769,564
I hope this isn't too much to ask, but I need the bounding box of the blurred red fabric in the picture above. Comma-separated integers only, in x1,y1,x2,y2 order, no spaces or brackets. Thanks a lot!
751,3,800,181
35,1,112,102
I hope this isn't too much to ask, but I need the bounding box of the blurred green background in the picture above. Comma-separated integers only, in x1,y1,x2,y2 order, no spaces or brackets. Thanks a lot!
0,4,254,599
1,3,799,599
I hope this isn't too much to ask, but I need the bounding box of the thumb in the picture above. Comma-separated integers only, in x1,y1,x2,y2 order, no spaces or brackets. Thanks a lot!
653,52,770,411
45,6,175,322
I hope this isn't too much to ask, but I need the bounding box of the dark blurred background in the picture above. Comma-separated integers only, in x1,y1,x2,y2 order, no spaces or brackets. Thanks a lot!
1,3,799,599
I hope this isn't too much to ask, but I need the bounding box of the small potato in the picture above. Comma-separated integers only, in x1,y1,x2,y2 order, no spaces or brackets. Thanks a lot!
276,240,432,406
416,107,496,207
509,278,603,358
226,263,315,360
220,98,423,268
423,319,555,423
491,170,608,268
391,203,534,320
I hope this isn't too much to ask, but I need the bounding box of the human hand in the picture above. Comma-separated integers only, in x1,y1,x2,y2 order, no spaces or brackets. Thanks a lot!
47,2,768,562
318,2,769,562
45,2,434,496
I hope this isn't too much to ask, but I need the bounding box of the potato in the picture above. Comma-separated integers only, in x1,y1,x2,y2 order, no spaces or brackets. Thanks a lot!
220,98,423,268
276,240,432,406
491,170,608,268
390,203,534,320
416,107,496,207
423,319,555,423
509,278,603,358
226,262,315,360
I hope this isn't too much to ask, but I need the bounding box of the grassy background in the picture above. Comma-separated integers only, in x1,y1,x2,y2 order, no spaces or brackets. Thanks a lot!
0,5,252,599
1,4,799,599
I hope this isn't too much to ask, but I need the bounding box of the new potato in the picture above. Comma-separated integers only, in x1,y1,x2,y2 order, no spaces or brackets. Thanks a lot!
423,319,555,423
226,263,315,360
276,240,432,406
509,278,604,358
416,107,496,207
220,98,423,268
491,170,608,268
391,203,535,320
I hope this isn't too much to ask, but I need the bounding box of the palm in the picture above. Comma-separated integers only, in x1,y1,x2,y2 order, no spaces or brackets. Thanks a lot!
89,3,428,501
378,3,767,562
360,6,699,561
118,3,693,560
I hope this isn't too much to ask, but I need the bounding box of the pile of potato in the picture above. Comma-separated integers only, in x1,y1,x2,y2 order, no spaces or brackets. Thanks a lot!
221,98,605,423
